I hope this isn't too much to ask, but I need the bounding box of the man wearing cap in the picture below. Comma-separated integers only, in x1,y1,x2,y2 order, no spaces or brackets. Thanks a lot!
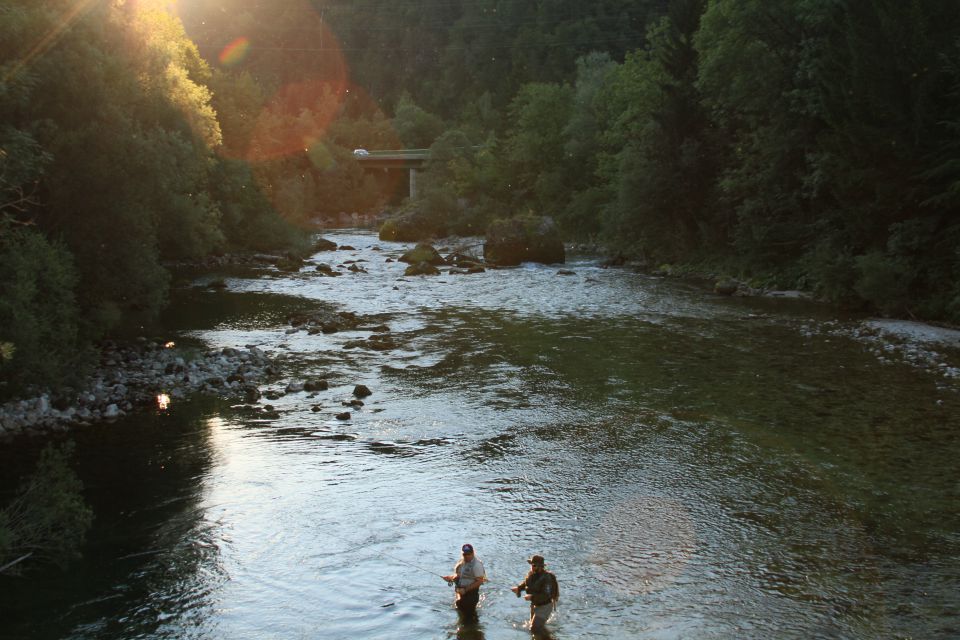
443,544,486,621
511,555,559,634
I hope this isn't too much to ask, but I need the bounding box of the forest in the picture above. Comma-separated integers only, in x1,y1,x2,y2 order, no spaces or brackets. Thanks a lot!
3,0,960,397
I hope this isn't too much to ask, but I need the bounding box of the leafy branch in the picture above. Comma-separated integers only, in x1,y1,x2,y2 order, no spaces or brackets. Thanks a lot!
0,442,93,573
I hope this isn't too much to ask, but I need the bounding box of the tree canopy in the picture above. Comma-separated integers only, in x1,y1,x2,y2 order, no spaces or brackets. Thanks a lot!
3,0,960,395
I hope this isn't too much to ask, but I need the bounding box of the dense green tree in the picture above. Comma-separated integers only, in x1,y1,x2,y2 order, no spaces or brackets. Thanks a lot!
559,52,618,236
392,93,446,149
0,220,83,396
209,69,266,158
502,82,575,214
696,0,827,268
0,0,309,391
693,0,960,316
438,0,665,118
325,0,463,115
598,0,717,261
799,1,960,316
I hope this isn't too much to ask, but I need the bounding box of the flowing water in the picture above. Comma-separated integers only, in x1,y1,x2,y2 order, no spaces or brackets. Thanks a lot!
2,230,959,639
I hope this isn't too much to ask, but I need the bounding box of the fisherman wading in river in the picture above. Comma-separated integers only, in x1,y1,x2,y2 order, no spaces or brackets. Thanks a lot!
443,544,486,622
511,554,559,634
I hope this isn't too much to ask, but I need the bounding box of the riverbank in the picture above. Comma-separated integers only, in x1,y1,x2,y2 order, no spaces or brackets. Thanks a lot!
591,249,960,375
3,238,959,443
0,340,277,443
815,318,960,383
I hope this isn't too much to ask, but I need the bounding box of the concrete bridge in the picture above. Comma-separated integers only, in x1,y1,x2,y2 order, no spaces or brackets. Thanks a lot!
354,149,430,199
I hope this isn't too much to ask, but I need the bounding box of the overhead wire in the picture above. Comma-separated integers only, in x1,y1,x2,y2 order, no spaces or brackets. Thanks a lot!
185,13,647,34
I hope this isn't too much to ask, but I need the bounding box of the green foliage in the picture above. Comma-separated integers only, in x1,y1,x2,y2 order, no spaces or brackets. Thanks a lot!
800,239,857,304
0,127,50,216
208,69,266,157
210,158,308,252
392,93,445,148
854,252,916,317
696,0,824,266
0,441,93,570
0,0,314,386
0,220,84,397
436,1,665,117
601,2,719,261
503,82,575,213
412,129,499,236
558,53,618,236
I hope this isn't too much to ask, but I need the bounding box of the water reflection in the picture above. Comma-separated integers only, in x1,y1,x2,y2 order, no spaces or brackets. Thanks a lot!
0,400,222,639
2,230,959,639
453,620,486,640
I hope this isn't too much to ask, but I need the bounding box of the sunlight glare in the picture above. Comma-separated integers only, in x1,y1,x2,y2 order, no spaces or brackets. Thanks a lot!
3,0,99,83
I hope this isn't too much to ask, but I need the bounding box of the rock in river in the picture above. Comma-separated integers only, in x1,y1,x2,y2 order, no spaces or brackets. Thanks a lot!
484,214,565,266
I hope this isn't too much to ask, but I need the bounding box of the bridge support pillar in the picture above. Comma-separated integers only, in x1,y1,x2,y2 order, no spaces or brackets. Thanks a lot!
409,168,418,200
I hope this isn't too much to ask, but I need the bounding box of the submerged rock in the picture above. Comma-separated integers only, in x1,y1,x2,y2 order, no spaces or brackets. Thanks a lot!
353,385,372,398
289,308,362,334
276,255,304,272
404,261,441,276
304,379,329,392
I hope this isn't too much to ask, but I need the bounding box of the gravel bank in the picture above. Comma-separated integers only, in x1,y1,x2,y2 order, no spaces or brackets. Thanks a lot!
0,340,277,443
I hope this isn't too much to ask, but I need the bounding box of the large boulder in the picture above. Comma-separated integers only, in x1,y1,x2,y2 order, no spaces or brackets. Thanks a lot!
313,237,338,251
399,243,445,265
379,209,444,242
483,215,565,266
714,278,740,296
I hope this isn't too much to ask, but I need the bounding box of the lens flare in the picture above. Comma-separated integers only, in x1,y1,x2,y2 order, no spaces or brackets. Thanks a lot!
306,138,337,171
218,36,251,68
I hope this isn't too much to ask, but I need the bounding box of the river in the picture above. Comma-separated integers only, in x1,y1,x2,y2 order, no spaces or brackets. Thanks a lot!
1,229,958,639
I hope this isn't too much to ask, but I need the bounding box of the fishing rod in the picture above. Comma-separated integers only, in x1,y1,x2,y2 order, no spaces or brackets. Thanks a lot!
382,551,513,592
381,551,453,583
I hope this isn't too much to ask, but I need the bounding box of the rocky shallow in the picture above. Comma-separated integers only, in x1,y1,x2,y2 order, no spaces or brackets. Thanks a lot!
802,319,960,384
0,340,277,442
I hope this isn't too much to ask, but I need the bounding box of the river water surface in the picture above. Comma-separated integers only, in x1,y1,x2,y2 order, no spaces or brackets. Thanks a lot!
2,230,958,639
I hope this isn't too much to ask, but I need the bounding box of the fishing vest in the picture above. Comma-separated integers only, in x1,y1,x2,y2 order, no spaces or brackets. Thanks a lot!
525,570,559,606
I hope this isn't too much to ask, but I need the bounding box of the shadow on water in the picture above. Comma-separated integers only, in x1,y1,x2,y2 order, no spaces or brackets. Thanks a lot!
158,287,335,333
0,398,224,640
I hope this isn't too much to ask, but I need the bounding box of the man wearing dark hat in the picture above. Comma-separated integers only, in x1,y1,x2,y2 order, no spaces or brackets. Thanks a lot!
443,544,486,621
511,554,559,634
